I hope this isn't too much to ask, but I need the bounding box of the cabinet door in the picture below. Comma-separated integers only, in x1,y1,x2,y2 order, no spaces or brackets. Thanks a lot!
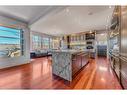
81,53,89,67
72,55,82,76
114,58,120,80
76,54,82,69
121,60,127,89
72,57,78,76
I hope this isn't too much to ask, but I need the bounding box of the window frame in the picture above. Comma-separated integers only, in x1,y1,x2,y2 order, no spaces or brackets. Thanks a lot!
0,25,24,58
32,34,51,50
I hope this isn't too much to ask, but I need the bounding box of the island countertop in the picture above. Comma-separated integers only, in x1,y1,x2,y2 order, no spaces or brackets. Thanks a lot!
52,49,89,81
51,50,88,54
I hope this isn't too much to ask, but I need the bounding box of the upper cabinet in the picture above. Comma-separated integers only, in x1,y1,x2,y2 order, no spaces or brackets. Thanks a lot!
109,6,121,52
69,33,86,50
110,7,120,31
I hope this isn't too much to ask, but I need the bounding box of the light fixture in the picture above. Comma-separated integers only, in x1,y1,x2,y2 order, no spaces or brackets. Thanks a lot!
89,30,92,33
66,8,69,13
109,6,112,8
101,33,104,36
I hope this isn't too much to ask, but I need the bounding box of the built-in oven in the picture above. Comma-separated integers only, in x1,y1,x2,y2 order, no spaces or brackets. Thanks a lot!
86,33,95,40
86,41,94,49
86,41,93,44
86,46,94,49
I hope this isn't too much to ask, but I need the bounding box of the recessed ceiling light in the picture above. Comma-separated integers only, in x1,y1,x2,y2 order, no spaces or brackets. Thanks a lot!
89,30,92,33
88,12,93,15
109,6,112,8
101,33,104,36
66,9,69,13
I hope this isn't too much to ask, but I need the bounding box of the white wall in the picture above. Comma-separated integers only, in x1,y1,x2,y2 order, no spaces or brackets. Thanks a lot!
0,15,30,69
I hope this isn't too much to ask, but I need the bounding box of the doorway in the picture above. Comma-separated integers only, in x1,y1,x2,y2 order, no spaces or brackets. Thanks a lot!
96,33,107,57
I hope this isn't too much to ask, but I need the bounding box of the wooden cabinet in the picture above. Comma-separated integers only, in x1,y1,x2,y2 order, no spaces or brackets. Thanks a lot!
81,53,89,67
72,55,81,76
72,54,82,76
72,52,89,76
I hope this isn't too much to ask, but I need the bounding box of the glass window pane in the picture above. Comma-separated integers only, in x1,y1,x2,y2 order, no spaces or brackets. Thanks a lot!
0,37,20,44
0,26,20,38
0,26,22,58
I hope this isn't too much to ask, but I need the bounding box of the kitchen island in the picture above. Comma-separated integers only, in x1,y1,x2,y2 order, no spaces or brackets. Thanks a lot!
52,50,89,81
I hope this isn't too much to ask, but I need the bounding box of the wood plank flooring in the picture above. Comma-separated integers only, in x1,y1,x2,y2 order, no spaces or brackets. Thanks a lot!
0,57,122,89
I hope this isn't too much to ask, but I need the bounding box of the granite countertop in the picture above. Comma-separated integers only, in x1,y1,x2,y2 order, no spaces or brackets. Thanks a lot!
51,49,88,55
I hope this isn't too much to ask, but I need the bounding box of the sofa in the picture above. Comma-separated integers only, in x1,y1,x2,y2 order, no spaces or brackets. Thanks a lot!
30,49,52,58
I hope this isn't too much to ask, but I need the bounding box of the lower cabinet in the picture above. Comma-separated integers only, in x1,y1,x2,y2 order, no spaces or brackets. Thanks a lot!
72,52,89,76
109,54,127,89
72,55,82,76
81,53,89,67
120,59,127,89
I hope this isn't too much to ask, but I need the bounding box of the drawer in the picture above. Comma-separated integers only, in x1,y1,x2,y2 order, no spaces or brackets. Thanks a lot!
121,71,127,89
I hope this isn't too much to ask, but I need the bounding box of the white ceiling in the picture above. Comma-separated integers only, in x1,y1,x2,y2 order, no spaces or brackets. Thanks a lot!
0,6,65,24
30,6,114,35
0,6,114,36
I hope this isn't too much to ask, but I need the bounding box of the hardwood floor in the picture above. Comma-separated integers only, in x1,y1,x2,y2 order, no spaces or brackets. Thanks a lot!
0,57,122,89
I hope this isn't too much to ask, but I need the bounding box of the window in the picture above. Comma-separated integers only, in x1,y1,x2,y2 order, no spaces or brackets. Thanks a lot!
0,26,23,58
96,33,107,45
32,35,41,50
42,37,49,49
52,38,60,49
32,35,50,50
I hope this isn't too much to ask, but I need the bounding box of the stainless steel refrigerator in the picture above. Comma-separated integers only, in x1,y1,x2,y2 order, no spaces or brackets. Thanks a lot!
120,6,127,89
